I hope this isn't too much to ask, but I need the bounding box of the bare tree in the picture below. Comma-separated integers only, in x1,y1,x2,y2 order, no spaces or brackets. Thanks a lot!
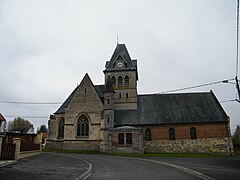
7,117,33,133
232,125,240,151
37,125,48,133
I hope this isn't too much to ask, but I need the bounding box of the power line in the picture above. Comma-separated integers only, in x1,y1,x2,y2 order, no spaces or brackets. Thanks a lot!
2,98,235,119
159,78,235,94
0,78,237,105
4,115,49,119
0,100,62,105
220,99,237,103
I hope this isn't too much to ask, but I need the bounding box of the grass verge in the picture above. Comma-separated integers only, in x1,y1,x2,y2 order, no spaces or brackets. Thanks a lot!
43,148,225,158
42,148,100,154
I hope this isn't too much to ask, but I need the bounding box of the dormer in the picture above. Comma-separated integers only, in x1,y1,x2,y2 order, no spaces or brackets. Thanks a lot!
114,55,126,69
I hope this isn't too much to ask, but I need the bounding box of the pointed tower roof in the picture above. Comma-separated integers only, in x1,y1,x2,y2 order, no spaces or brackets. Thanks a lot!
104,76,115,93
104,43,138,79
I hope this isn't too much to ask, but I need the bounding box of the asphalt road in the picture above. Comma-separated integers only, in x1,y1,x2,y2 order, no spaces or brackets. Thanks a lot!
0,152,240,180
148,156,240,180
69,154,200,180
0,153,89,180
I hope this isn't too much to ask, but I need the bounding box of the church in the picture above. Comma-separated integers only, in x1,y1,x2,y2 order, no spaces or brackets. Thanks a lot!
47,44,233,154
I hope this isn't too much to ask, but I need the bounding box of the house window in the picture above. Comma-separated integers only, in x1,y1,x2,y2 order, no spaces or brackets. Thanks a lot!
145,129,151,141
126,93,129,99
169,128,175,140
58,118,64,139
119,93,121,99
118,76,123,87
190,127,197,139
124,75,129,87
107,97,110,104
118,133,124,145
77,115,89,137
112,76,116,86
126,133,132,145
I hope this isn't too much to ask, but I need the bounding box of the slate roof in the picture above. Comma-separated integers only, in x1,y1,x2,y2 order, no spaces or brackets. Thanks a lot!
95,85,105,103
104,76,115,93
104,44,138,80
110,126,142,132
55,83,228,124
54,85,104,114
114,91,228,125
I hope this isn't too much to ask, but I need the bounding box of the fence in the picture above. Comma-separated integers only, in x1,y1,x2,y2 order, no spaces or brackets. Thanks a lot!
20,142,40,152
1,142,16,160
0,134,42,160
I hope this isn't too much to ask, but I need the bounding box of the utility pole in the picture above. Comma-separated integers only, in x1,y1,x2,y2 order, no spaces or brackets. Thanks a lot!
236,76,240,103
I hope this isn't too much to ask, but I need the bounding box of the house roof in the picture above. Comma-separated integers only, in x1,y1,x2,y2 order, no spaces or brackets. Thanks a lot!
10,125,33,133
0,113,6,122
114,91,229,125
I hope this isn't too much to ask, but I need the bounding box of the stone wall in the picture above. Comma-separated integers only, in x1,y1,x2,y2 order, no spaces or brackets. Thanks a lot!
145,138,232,155
108,70,138,110
47,74,103,148
109,127,144,154
46,140,64,150
62,140,100,150
46,139,100,151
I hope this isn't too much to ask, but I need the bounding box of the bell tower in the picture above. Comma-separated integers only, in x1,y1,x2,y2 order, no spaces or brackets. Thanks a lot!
103,44,138,110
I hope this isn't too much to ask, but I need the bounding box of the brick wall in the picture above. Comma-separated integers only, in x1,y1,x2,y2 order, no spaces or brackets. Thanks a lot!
142,122,232,154
143,123,228,140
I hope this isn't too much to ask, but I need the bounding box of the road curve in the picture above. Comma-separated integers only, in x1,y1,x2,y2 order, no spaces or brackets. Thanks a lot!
76,154,205,180
1,153,239,180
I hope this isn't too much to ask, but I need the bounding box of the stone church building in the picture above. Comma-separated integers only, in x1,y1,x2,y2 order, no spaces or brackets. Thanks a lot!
47,44,233,154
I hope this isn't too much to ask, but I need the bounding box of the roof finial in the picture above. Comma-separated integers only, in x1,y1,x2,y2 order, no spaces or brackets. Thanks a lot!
117,34,119,44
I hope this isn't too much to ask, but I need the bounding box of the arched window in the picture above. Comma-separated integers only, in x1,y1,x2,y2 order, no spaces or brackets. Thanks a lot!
107,116,110,124
190,127,197,139
58,118,64,139
112,76,116,86
77,115,89,137
169,128,175,140
118,76,123,87
107,97,110,104
124,75,129,87
145,129,151,141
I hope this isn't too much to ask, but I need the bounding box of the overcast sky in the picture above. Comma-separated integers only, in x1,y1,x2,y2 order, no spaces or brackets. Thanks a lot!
0,0,239,133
